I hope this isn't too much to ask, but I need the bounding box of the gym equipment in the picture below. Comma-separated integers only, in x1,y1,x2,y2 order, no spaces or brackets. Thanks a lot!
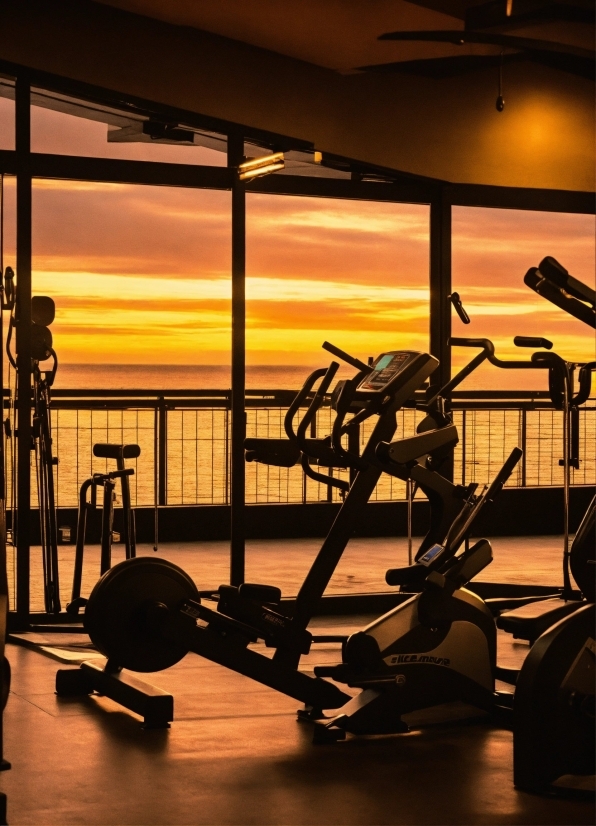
67,442,140,616
59,443,520,740
503,259,596,797
312,447,522,741
449,336,594,642
6,289,61,613
57,344,521,739
493,262,595,642
513,603,595,795
57,345,441,726
525,256,595,329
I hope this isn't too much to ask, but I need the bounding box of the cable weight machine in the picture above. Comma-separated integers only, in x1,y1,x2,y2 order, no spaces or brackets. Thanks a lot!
6,282,61,614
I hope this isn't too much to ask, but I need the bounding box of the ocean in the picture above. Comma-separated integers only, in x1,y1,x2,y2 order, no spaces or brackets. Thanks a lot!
54,363,356,391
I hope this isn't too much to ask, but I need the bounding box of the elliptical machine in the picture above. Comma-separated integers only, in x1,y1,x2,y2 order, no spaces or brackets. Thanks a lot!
508,257,595,796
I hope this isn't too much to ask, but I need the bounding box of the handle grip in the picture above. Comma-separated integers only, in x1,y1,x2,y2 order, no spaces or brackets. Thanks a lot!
573,361,595,407
322,341,368,372
295,362,340,450
514,336,553,350
449,292,470,325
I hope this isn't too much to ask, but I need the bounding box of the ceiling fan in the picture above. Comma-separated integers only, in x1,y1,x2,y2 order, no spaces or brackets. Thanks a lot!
358,0,595,80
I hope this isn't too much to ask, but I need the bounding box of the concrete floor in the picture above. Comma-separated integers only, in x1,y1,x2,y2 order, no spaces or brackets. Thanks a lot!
1,536,593,825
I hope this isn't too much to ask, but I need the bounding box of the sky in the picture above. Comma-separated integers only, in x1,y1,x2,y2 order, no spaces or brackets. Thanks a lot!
0,99,594,388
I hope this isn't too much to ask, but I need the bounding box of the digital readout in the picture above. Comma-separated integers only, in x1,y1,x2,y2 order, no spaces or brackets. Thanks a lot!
358,352,411,392
419,544,444,566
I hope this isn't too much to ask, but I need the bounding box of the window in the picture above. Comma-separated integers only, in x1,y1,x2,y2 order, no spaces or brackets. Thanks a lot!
452,207,595,389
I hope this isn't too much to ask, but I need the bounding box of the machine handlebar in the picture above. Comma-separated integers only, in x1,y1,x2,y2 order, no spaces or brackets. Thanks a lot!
322,341,369,373
295,362,340,452
283,367,329,442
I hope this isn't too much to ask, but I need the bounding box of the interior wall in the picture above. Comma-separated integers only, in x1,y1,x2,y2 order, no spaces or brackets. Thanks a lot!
0,0,593,191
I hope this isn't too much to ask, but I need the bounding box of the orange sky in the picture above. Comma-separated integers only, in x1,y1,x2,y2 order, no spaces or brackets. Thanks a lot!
0,101,594,388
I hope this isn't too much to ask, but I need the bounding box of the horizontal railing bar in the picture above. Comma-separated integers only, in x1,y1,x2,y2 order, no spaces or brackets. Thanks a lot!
46,388,556,400
45,399,564,412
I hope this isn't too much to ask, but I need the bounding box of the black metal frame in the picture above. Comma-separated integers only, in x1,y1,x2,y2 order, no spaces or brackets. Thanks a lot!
0,61,593,624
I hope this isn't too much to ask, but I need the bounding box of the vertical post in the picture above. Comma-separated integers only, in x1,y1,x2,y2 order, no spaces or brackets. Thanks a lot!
229,133,245,586
521,408,527,487
15,77,32,623
429,189,452,390
461,410,467,485
429,189,453,482
157,397,167,506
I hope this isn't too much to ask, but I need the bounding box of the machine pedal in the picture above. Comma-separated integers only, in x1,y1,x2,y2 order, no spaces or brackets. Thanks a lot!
312,721,346,745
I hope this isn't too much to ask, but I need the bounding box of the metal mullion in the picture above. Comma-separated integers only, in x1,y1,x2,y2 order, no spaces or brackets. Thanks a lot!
15,75,32,624
229,132,245,586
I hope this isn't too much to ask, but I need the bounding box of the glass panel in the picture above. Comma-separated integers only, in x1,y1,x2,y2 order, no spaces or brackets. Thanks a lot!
245,193,430,594
27,180,231,609
0,78,15,150
451,207,595,585
452,207,595,390
31,88,226,165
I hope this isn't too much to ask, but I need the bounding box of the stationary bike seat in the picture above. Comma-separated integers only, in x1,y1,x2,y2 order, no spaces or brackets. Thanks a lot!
93,443,141,460
496,597,584,642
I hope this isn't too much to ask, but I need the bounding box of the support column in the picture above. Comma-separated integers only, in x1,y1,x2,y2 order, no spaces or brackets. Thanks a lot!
15,77,32,622
429,190,452,391
228,133,245,586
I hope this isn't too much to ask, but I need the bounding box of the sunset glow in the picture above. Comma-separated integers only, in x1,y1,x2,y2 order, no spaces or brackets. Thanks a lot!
0,103,593,388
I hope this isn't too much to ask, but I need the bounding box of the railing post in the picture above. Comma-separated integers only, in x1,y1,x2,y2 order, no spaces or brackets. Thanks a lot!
521,408,527,487
157,397,167,506
461,409,466,486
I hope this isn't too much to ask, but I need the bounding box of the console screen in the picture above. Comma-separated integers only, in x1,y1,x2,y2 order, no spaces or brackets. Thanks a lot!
419,544,444,566
358,351,414,392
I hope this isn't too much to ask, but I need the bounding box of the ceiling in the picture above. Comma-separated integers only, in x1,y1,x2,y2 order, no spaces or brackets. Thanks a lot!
97,0,594,77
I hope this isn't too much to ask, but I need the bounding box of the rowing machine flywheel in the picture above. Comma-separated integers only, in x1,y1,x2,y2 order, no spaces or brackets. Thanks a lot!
84,557,199,673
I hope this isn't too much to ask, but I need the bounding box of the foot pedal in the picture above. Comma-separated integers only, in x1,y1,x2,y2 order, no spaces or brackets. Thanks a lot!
312,721,346,745
238,583,282,604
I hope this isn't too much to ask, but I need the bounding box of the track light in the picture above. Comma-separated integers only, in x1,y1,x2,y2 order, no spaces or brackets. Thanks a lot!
238,152,285,181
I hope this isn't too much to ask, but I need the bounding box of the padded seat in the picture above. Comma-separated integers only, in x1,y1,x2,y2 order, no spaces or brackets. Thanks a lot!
496,597,584,643
93,443,140,460
244,438,300,467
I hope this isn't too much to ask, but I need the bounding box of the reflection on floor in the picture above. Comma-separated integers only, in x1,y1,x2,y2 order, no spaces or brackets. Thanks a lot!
4,535,592,825
3,625,594,825
19,534,567,612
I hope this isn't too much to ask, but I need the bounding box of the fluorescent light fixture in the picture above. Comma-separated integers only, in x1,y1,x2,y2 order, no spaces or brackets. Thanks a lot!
238,151,285,181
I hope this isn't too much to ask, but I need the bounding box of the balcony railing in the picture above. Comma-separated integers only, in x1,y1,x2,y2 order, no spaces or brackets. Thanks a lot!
9,388,594,510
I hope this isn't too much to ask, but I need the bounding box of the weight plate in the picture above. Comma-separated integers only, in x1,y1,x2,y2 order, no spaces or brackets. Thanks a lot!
84,557,199,673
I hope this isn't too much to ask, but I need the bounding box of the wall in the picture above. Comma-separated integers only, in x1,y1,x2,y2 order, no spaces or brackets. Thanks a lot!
0,0,593,191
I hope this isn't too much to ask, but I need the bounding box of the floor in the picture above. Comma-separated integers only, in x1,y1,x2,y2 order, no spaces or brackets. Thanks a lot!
14,534,569,612
1,536,593,825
